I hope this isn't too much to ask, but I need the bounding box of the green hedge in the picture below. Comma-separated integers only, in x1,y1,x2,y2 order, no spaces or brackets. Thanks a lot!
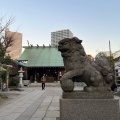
9,76,19,87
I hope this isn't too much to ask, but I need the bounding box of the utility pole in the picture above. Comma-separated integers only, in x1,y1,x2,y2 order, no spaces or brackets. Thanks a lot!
109,40,112,57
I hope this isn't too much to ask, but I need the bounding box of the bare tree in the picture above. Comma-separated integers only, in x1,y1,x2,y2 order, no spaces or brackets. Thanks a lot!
0,15,15,63
0,15,14,34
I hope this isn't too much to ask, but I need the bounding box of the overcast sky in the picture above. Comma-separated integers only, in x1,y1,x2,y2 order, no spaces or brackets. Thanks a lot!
1,0,120,57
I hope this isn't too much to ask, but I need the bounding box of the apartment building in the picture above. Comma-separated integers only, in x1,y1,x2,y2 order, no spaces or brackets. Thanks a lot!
5,28,22,60
51,29,73,46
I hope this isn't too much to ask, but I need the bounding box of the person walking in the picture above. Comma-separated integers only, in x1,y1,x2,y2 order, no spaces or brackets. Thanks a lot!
41,74,46,90
58,71,62,81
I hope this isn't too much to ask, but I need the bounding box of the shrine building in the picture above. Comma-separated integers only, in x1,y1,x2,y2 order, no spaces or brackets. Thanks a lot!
18,45,65,83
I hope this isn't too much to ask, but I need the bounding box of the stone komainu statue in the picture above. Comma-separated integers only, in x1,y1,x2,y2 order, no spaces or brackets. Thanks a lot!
58,37,114,92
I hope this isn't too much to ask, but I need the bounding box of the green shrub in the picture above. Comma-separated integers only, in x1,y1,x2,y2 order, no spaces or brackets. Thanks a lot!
0,94,7,99
9,76,19,87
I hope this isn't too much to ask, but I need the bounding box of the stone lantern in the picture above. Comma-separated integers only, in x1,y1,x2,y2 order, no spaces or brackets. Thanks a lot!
18,67,24,87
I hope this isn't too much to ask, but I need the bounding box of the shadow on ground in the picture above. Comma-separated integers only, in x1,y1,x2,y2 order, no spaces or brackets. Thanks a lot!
0,93,20,107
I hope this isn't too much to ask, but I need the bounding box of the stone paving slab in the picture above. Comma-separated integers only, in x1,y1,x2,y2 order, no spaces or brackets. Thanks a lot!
46,111,60,118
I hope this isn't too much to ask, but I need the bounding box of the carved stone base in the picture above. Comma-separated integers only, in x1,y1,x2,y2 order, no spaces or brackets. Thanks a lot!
60,98,119,120
62,90,114,99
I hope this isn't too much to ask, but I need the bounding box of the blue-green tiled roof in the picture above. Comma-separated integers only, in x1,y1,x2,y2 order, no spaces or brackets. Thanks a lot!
18,46,64,67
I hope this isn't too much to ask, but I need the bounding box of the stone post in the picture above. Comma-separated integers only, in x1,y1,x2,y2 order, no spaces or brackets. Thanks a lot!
0,65,3,92
0,64,12,91
0,77,2,92
6,72,9,91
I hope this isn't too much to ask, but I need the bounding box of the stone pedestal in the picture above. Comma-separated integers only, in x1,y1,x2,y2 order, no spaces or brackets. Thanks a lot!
19,77,23,87
59,92,120,120
60,99,119,120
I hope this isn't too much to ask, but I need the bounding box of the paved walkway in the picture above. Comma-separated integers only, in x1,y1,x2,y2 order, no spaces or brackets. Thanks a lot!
0,87,63,120
0,86,119,120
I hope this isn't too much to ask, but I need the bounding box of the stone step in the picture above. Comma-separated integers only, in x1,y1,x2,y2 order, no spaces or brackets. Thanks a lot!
29,82,61,87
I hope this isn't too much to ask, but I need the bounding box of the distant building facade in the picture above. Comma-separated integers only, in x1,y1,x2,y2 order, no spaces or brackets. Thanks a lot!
87,54,94,61
51,29,73,46
113,50,120,61
5,28,22,60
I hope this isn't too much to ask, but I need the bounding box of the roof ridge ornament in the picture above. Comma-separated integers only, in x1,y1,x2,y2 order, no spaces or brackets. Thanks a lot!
27,40,29,46
37,44,39,48
49,44,51,48
30,44,33,48
43,44,45,48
